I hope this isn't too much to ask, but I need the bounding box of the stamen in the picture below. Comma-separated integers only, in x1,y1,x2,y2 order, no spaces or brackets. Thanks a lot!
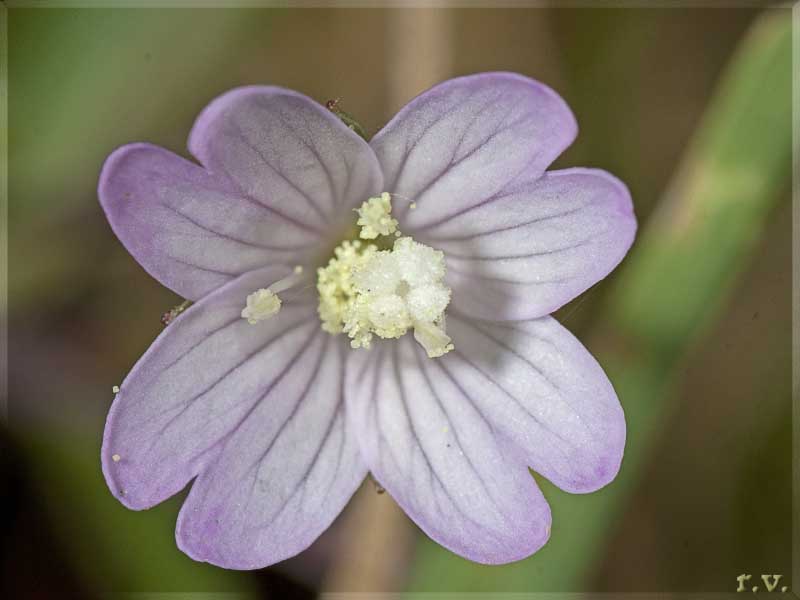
269,266,307,294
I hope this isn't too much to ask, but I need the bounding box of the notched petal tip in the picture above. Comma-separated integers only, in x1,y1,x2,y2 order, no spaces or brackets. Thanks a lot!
184,84,384,236
345,338,554,566
374,70,579,146
187,84,379,168
444,314,627,497
101,386,203,512
160,316,365,571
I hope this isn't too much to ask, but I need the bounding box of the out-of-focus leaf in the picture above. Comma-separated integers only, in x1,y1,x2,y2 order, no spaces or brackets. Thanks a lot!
10,9,265,218
406,9,791,592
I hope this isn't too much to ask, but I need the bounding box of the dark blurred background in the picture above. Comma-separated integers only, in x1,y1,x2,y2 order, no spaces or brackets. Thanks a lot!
4,6,793,598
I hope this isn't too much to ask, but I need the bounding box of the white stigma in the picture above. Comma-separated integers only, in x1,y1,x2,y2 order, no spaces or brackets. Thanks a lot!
356,192,399,239
241,288,282,324
318,194,454,358
241,266,307,325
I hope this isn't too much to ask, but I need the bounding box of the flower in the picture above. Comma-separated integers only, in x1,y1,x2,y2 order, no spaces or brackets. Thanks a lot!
99,72,636,569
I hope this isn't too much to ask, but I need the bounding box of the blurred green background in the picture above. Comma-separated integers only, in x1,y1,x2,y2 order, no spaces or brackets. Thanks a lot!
4,6,793,599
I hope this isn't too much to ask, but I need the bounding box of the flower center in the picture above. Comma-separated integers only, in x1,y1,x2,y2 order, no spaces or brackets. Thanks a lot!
317,193,454,358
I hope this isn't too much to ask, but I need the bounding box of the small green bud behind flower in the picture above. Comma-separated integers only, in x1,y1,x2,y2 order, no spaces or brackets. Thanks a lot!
326,97,369,140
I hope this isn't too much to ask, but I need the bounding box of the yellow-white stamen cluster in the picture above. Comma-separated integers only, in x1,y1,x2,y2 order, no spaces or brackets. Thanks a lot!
317,194,454,358
317,239,378,334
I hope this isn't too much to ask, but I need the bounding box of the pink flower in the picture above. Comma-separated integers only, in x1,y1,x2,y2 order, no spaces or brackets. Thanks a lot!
99,73,636,569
